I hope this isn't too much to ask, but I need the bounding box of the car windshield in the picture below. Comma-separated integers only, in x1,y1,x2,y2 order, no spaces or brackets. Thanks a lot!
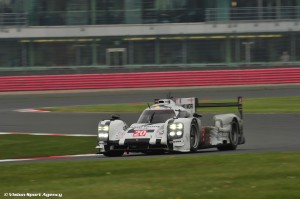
137,109,175,124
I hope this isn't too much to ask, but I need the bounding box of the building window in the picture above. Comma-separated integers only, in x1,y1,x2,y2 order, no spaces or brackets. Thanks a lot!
132,41,155,65
237,36,290,62
187,39,225,63
281,0,296,6
34,41,92,66
160,40,183,64
96,0,125,24
0,40,22,67
97,38,128,66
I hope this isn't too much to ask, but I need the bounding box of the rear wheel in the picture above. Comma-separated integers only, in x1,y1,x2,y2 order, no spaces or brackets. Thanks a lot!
218,120,239,151
190,121,199,152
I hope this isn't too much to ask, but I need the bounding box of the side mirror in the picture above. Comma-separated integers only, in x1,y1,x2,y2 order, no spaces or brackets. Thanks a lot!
193,113,203,118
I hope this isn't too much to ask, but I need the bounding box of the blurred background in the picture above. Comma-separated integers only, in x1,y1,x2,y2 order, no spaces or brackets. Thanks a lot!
0,0,300,75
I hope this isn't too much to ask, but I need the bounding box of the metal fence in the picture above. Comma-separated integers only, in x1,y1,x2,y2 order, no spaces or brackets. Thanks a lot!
206,6,300,22
27,6,300,26
33,7,300,26
0,7,300,26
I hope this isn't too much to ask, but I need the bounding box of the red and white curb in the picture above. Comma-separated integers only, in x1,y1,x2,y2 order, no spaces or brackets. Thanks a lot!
0,132,96,137
15,109,50,113
0,154,100,163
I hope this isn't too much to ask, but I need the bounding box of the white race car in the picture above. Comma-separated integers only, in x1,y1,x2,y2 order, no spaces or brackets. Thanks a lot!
96,97,245,157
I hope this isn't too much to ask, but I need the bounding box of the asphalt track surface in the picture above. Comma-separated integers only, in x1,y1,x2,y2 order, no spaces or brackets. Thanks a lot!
0,84,300,162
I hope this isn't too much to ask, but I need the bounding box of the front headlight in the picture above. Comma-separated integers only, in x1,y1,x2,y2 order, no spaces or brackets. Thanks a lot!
98,133,109,138
176,131,183,136
98,125,109,132
177,123,183,130
170,123,177,130
169,122,183,130
169,131,176,137
103,125,109,131
168,122,184,139
98,124,109,141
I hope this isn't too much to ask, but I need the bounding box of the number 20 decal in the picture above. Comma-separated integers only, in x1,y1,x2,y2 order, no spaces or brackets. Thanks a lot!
133,130,147,137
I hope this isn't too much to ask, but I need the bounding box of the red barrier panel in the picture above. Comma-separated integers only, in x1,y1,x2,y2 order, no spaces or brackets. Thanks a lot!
0,68,300,91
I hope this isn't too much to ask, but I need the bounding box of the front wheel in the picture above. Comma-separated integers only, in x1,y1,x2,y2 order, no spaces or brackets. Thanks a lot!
190,121,199,152
217,120,239,151
103,143,124,157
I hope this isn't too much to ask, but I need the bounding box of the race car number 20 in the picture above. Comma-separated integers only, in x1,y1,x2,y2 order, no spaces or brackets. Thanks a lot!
133,130,147,137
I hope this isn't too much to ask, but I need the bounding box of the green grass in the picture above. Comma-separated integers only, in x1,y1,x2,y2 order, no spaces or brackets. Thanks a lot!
0,152,299,199
0,135,96,159
40,96,300,114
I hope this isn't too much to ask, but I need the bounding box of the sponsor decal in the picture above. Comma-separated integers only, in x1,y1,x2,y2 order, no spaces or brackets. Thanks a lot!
181,104,193,109
133,130,147,137
175,98,196,114
133,125,160,130
116,131,126,139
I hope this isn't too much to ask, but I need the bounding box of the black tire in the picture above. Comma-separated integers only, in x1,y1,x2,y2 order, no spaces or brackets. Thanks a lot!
217,120,239,151
103,150,124,157
103,143,124,157
190,121,199,152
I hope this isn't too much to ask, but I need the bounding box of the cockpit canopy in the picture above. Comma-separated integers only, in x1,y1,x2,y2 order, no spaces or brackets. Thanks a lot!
137,109,176,124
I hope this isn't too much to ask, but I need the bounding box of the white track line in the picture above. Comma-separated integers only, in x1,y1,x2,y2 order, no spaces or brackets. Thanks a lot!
0,154,99,163
15,109,50,113
0,132,96,137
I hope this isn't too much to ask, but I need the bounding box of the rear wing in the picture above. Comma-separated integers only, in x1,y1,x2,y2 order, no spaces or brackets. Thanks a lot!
175,98,197,115
196,96,243,119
